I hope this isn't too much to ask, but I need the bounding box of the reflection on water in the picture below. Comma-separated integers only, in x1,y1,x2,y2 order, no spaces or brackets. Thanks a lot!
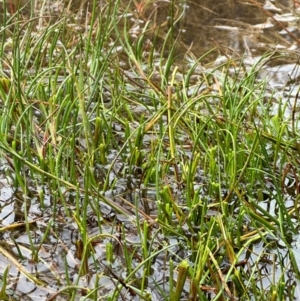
181,0,297,60
183,0,266,57
121,0,298,62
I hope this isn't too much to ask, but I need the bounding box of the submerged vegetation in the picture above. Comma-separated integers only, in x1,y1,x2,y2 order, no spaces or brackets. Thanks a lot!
0,0,300,300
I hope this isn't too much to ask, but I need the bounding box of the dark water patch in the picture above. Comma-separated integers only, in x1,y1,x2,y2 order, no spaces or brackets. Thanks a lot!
114,0,299,67
185,0,299,63
182,0,266,58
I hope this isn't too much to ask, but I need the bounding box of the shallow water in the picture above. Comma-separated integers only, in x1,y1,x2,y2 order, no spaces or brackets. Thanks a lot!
132,0,298,62
183,0,296,57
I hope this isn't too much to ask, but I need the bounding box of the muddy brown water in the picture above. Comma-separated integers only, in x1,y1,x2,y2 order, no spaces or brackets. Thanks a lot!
185,0,296,61
182,0,267,59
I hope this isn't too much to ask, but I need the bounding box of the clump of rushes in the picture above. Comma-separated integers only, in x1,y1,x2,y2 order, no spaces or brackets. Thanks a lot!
0,0,300,300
